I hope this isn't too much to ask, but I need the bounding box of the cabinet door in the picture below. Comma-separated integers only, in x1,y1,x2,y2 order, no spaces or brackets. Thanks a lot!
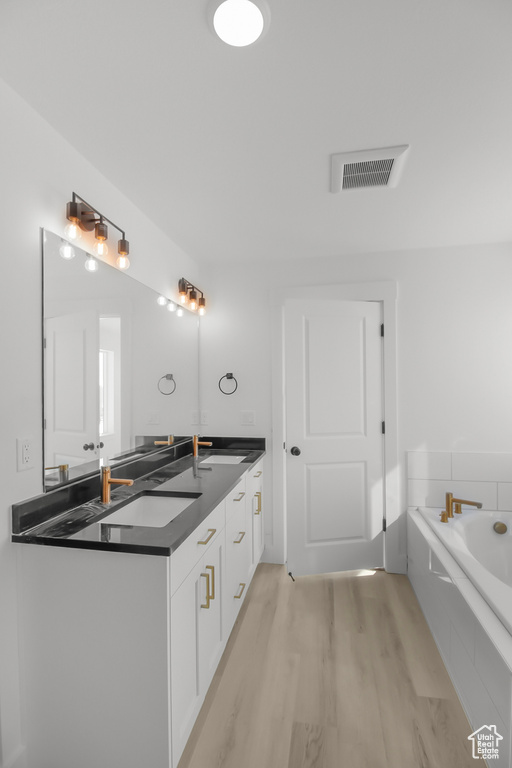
247,462,264,573
170,534,224,766
170,558,202,765
197,533,224,695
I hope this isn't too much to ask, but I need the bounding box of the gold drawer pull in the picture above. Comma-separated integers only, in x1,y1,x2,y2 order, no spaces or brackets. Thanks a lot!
234,582,246,600
206,564,215,600
200,572,211,609
253,471,262,477
234,531,246,544
198,528,216,545
254,491,262,514
234,492,245,502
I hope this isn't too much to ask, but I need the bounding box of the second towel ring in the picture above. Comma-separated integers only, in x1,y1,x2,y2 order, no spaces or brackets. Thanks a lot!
158,373,176,395
219,372,238,395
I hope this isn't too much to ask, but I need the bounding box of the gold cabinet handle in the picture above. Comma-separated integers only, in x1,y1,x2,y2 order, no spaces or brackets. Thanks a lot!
234,492,245,502
253,471,262,477
198,528,216,545
234,583,246,600
233,531,246,544
205,564,215,601
254,491,262,515
200,572,211,609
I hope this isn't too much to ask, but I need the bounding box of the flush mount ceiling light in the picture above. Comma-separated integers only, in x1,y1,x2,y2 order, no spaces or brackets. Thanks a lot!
209,0,269,47
65,192,131,270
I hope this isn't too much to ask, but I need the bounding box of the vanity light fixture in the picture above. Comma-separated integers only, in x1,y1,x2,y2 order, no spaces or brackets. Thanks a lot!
178,278,207,315
65,193,131,270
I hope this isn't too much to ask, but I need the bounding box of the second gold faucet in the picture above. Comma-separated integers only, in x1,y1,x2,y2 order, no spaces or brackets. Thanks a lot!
440,492,482,522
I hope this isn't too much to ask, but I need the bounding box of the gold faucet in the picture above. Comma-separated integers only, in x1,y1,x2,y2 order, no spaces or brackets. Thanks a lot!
101,466,134,504
154,435,174,446
44,464,69,482
193,435,213,458
440,492,482,522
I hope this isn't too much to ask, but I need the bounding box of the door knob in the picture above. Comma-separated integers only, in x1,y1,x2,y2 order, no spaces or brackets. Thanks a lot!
97,442,104,449
290,446,301,456
83,442,95,451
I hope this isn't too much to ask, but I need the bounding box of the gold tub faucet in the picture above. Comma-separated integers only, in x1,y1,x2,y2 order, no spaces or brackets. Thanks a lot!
101,466,134,504
440,492,483,522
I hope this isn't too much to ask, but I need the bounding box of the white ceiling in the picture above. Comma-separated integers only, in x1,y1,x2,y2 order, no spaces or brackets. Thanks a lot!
1,0,512,265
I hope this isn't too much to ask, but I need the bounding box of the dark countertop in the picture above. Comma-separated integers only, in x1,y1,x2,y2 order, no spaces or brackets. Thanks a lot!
12,449,265,557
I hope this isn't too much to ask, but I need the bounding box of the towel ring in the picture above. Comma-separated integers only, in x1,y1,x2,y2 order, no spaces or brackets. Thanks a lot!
219,372,238,395
158,373,176,395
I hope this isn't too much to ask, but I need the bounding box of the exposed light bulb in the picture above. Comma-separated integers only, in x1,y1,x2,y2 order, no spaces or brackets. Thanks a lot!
59,241,76,260
167,301,177,312
213,0,265,47
177,307,184,317
157,295,168,306
116,255,130,270
64,221,82,241
93,240,108,258
198,297,206,316
189,290,198,311
84,255,98,272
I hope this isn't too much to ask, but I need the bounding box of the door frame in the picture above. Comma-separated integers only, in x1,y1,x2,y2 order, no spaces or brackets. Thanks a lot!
270,281,403,574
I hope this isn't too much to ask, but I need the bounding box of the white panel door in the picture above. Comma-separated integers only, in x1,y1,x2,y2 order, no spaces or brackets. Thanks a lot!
44,311,99,469
285,299,384,576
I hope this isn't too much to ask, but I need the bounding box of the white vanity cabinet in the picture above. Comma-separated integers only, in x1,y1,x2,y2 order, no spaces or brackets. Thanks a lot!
170,520,224,765
223,476,251,636
17,458,265,768
246,460,264,574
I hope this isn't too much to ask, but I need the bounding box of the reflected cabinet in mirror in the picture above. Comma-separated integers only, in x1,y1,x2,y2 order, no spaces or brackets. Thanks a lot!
42,229,199,490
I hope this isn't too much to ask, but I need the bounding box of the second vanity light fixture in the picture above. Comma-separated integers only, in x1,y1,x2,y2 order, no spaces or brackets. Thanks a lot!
65,192,131,271
178,278,207,315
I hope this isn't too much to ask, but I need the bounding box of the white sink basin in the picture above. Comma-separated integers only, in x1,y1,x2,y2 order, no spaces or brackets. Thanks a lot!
200,455,246,465
100,494,198,528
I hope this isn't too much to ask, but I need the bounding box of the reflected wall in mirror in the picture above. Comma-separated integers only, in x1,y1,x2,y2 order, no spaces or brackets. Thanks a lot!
43,229,199,490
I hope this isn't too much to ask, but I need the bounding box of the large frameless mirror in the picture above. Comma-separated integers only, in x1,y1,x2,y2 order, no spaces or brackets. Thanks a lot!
42,229,199,490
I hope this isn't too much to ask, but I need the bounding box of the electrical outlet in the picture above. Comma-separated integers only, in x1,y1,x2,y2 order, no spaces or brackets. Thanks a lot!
17,437,34,471
200,410,208,425
241,411,255,426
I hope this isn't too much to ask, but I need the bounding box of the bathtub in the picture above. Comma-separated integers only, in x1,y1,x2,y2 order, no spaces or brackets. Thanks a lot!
408,507,512,767
417,506,512,636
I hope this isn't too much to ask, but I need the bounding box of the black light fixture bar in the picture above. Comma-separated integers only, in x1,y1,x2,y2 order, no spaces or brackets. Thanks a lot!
178,277,206,314
66,192,130,266
67,192,128,242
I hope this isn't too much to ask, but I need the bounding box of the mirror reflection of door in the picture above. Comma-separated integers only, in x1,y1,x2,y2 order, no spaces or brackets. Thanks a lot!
44,310,99,479
99,316,122,461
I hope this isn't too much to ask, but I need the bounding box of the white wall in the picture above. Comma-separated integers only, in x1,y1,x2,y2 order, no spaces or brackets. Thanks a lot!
0,77,199,768
200,242,512,568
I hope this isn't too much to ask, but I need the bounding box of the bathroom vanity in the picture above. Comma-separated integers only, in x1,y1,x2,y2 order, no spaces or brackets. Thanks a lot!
13,443,265,768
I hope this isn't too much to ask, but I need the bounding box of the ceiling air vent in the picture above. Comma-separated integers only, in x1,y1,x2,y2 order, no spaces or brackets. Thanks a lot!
330,144,409,193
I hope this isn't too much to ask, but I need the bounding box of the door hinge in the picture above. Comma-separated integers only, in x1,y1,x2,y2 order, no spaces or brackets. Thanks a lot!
283,442,286,451
381,421,385,435
380,323,384,337
383,518,387,532
43,337,47,349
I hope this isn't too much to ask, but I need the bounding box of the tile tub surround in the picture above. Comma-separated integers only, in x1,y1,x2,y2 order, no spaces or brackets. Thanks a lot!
12,439,265,556
408,509,512,767
407,451,512,510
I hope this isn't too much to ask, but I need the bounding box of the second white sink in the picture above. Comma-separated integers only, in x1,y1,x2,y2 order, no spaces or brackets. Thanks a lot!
100,494,198,528
200,455,246,464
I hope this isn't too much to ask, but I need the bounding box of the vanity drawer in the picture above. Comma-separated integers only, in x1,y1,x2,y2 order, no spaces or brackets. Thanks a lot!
170,500,225,595
225,476,247,522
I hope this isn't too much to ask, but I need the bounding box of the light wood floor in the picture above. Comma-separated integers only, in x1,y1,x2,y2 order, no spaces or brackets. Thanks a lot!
178,564,475,768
